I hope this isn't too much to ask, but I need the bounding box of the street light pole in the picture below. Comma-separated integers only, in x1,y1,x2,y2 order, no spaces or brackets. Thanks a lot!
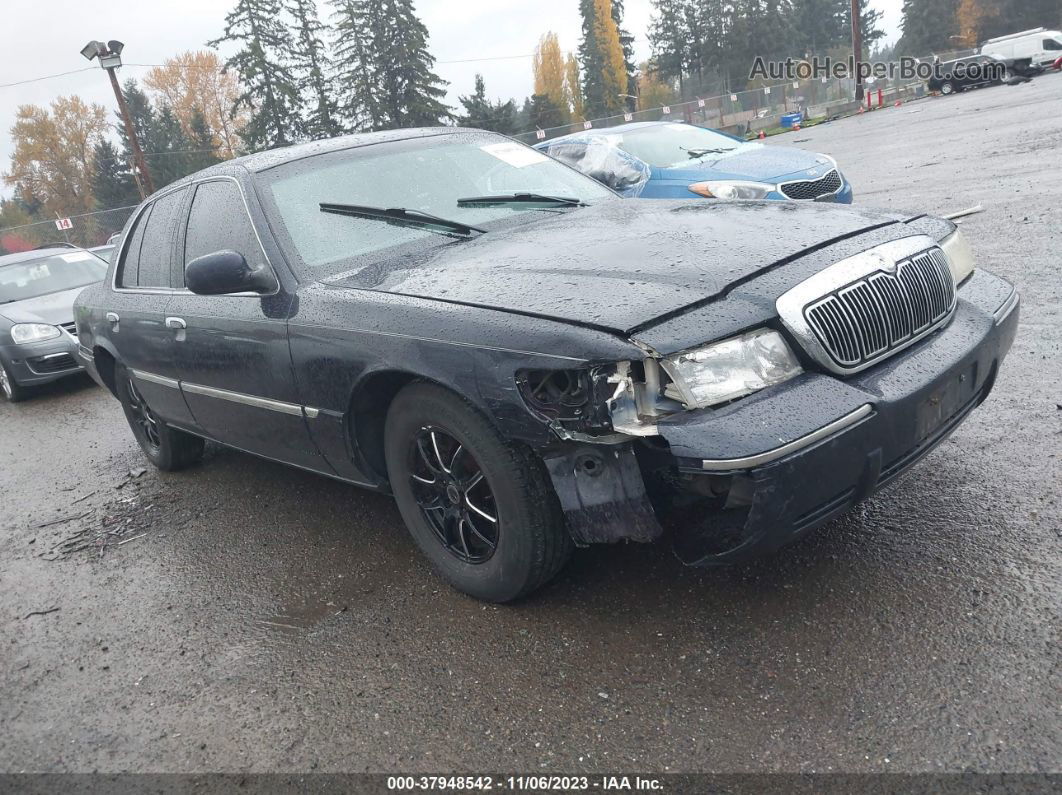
81,40,155,198
105,67,154,198
851,0,864,101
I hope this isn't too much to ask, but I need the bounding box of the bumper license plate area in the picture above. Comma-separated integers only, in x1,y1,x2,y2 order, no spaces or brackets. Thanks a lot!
915,363,976,442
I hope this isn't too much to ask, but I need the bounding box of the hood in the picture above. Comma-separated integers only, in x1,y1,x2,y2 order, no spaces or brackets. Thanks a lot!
0,285,85,325
659,143,836,184
326,200,905,335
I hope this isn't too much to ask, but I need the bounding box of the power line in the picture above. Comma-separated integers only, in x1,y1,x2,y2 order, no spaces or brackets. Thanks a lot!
0,67,97,89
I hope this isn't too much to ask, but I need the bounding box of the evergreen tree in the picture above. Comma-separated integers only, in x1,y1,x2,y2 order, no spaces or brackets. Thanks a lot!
91,139,139,210
331,0,379,130
287,0,341,138
897,0,961,54
528,94,567,131
514,97,534,133
648,0,883,96
187,109,225,172
210,0,302,149
148,104,195,187
648,0,691,93
579,0,631,117
117,79,155,153
457,75,517,134
791,0,849,56
330,0,451,131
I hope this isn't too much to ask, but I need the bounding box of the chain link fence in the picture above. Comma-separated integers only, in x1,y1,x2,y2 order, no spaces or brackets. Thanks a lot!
0,205,137,256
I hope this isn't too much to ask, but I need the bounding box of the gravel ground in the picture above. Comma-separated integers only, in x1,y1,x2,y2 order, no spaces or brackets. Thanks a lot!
1,76,1059,775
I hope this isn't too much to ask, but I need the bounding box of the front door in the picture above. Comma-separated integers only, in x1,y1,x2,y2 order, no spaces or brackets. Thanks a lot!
167,178,330,472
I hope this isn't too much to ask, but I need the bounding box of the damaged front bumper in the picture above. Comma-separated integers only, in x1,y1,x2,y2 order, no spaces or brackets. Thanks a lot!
544,268,1019,565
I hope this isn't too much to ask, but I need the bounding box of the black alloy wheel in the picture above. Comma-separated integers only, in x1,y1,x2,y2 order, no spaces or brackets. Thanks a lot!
126,376,162,452
408,426,499,563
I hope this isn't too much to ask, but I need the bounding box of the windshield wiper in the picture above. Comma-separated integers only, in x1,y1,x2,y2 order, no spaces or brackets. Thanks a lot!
456,193,586,208
319,203,486,236
682,147,735,158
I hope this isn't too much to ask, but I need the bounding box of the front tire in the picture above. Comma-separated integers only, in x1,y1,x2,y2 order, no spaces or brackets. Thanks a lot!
940,81,955,95
0,360,29,403
117,363,204,471
384,382,572,602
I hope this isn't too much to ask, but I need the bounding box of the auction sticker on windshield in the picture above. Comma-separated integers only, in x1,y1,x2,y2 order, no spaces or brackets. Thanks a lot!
480,142,549,168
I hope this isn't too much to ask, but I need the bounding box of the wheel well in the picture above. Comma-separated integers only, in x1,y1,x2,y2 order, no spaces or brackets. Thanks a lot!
348,371,418,481
93,346,118,397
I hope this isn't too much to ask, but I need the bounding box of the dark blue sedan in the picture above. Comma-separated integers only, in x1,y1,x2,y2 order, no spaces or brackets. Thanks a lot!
535,121,853,203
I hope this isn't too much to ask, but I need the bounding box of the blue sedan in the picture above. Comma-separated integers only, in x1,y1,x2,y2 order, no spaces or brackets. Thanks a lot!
534,121,853,203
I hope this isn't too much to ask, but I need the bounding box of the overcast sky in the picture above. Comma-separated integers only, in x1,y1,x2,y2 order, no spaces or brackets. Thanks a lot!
0,0,904,196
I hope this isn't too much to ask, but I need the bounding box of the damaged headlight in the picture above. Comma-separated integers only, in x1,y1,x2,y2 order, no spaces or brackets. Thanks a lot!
661,329,802,409
939,228,976,286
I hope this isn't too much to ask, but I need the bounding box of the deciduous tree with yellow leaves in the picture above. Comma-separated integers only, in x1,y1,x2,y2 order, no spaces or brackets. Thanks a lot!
533,32,571,125
144,50,247,158
4,97,107,220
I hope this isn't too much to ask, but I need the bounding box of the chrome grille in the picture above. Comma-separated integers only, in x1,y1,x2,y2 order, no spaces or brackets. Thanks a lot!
780,169,842,200
804,248,954,368
60,321,78,336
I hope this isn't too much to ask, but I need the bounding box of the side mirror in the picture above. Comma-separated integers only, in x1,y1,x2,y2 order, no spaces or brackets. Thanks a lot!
185,250,277,296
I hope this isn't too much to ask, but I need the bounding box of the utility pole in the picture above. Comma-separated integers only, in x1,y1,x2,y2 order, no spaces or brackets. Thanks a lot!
80,39,155,198
851,0,864,101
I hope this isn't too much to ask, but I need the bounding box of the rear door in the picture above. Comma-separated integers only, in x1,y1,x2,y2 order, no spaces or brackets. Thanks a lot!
107,187,196,426
167,177,329,471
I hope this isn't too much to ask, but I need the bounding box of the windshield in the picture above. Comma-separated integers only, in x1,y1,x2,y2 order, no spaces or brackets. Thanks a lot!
258,134,615,276
615,123,743,168
0,251,107,304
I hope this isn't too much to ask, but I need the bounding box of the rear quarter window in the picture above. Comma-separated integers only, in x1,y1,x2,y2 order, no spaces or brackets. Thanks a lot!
116,204,151,288
136,189,185,288
117,189,186,289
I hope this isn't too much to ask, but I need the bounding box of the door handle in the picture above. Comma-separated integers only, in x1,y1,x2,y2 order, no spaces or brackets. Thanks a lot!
165,317,187,330
105,312,119,332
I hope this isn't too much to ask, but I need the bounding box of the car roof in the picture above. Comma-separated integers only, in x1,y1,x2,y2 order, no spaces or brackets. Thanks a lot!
0,247,87,267
540,121,677,146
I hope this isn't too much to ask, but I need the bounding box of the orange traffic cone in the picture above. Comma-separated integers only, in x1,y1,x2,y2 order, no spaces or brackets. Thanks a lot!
758,130,766,139
894,100,902,107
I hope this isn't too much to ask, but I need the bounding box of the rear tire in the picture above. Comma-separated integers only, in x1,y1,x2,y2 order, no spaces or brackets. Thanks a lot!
0,360,29,403
384,382,572,602
117,363,204,471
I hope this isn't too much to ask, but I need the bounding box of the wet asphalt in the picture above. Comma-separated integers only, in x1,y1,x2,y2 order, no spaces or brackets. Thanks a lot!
1,78,1059,775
